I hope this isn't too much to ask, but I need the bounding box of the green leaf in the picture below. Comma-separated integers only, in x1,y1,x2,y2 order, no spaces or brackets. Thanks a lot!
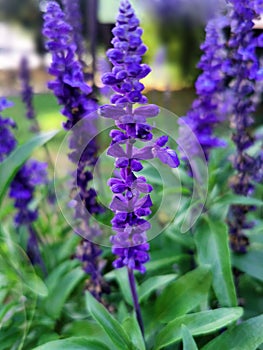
139,274,177,302
85,292,132,350
195,218,237,307
202,314,263,350
23,273,48,297
232,250,263,282
114,269,133,306
32,337,110,350
182,325,198,350
213,194,263,207
44,268,85,319
146,255,188,272
123,314,146,350
155,266,212,323
154,307,243,349
0,130,59,204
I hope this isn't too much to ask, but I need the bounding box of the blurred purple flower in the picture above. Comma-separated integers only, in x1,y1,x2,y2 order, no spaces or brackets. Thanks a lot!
0,97,17,162
226,0,263,253
62,0,84,62
178,15,230,160
19,57,36,122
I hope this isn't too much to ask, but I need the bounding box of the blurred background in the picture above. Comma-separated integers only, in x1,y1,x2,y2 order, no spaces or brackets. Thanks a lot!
0,0,262,135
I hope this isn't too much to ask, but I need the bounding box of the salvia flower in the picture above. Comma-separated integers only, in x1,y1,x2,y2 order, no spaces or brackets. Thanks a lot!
179,15,230,160
19,57,36,122
43,1,107,299
10,160,47,225
62,0,84,61
0,97,17,161
101,0,180,274
226,0,263,253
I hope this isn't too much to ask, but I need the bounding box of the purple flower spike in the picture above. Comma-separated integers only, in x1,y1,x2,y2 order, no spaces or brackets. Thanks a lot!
10,160,47,225
179,15,230,160
0,97,17,162
101,0,180,275
19,57,36,122
101,0,151,106
62,0,84,61
43,1,109,300
226,0,263,254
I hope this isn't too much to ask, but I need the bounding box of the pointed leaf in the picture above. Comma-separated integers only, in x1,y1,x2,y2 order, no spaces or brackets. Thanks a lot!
232,250,263,282
155,307,243,349
85,292,132,350
202,314,263,350
139,274,177,303
32,337,110,350
182,325,199,350
195,218,237,307
44,268,85,319
0,130,59,204
155,266,212,323
123,314,146,350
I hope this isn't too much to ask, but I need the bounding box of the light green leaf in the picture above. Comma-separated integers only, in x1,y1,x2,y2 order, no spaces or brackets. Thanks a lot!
85,292,132,350
139,274,177,302
202,314,263,350
195,218,237,307
0,130,59,204
232,250,263,282
32,337,110,350
44,268,85,319
213,194,263,207
182,325,199,350
155,307,243,349
155,266,212,323
123,314,146,350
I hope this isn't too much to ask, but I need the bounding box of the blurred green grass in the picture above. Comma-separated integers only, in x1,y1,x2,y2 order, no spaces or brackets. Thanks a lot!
3,93,64,144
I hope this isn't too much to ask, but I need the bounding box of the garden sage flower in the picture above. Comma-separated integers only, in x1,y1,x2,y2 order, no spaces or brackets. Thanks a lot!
101,0,180,274
19,57,36,122
0,97,17,161
43,1,107,300
179,15,230,160
226,0,263,253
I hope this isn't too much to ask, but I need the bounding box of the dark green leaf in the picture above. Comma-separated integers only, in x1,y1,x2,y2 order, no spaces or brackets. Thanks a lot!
195,218,237,307
0,130,59,204
155,266,212,323
155,307,243,349
85,292,132,350
202,314,263,350
182,325,199,350
44,268,85,319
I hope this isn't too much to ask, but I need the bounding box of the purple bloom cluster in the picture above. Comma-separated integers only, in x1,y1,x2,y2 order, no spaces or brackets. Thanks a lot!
10,160,47,225
43,1,107,297
43,1,101,216
179,15,230,160
226,0,263,253
0,98,17,162
101,0,180,273
101,0,151,105
62,0,84,61
19,57,36,121
43,1,95,131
